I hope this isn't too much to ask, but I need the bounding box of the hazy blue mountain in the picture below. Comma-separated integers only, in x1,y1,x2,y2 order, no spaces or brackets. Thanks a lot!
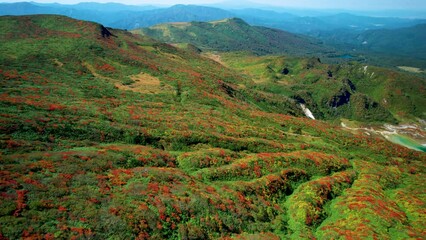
0,3,231,30
207,0,278,10
233,8,297,20
1,3,424,33
335,9,426,19
0,2,60,15
107,5,426,33
0,2,157,26
244,12,426,34
308,23,426,69
266,8,426,18
318,13,426,30
31,2,157,12
313,24,426,56
356,24,426,59
110,4,234,29
231,8,297,26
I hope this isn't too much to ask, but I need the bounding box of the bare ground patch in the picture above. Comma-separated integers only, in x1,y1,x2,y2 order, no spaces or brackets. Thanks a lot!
116,73,173,94
397,66,424,73
202,53,226,66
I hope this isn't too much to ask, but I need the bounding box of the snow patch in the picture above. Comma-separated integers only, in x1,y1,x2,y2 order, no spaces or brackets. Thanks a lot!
300,104,315,120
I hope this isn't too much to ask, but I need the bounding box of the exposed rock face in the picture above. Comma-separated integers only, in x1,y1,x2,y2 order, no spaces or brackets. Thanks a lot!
342,78,356,91
187,44,202,53
291,91,324,119
306,57,321,69
328,88,352,108
282,68,290,75
328,79,357,108
292,95,306,104
219,81,237,98
101,25,113,38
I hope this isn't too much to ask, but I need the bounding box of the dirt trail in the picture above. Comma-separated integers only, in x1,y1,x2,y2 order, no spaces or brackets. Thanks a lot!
203,53,227,66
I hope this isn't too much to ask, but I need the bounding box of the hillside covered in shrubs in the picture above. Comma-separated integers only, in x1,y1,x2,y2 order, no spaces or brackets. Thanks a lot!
0,15,425,239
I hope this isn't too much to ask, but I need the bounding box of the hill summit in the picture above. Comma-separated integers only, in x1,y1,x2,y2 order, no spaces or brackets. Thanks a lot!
133,18,333,56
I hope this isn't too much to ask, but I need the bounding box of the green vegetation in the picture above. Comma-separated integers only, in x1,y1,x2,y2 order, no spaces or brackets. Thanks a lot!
134,20,426,116
133,18,334,57
315,24,426,71
0,15,425,239
329,24,426,61
219,52,426,123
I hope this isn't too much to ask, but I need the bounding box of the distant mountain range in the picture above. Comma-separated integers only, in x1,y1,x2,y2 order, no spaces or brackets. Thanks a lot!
0,2,155,26
1,2,425,32
33,2,158,12
1,2,426,67
111,4,234,29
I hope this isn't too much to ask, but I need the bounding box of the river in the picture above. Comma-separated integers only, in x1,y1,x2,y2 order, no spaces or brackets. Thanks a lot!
385,134,426,152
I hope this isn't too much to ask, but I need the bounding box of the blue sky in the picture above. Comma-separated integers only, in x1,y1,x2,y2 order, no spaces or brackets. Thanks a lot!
1,0,426,10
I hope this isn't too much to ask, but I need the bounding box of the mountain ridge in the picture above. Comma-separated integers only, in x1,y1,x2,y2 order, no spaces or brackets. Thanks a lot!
133,17,334,56
2,2,425,31
2,1,425,69
111,4,235,29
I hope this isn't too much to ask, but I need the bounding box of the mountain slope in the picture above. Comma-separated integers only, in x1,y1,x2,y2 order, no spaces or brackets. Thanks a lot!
311,24,426,69
218,52,426,123
356,24,426,59
0,15,425,240
133,18,333,56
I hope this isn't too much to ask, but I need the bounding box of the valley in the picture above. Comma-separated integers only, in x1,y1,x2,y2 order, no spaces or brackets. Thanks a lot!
341,121,426,152
0,3,425,240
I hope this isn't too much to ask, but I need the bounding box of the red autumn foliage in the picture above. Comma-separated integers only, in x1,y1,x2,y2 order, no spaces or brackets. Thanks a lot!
14,190,27,217
96,63,116,72
48,104,66,111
